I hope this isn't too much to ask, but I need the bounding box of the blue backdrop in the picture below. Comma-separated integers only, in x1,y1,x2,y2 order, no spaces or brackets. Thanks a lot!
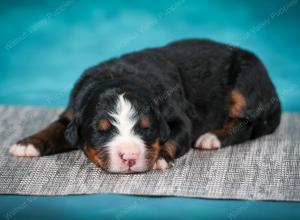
0,0,300,219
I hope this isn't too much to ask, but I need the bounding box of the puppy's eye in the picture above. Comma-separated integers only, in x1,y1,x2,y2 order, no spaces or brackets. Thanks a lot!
140,114,150,129
98,118,111,131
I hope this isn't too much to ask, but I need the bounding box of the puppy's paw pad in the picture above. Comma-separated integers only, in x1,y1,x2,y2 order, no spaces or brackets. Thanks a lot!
153,159,173,170
9,144,40,157
195,133,221,150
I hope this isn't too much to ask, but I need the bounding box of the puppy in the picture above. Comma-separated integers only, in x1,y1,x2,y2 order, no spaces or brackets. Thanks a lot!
9,39,281,173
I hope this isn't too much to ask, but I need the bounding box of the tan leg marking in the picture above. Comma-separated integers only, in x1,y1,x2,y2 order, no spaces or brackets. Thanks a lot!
229,89,246,118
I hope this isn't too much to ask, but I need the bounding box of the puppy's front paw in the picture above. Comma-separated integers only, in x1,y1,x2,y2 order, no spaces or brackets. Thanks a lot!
195,133,221,150
9,143,40,157
152,158,174,170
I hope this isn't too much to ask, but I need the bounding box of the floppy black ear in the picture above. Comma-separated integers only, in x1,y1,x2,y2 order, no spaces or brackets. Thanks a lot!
153,106,170,143
65,118,80,147
159,118,170,143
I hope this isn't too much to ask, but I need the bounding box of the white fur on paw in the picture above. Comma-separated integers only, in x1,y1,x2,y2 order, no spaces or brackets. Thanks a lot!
195,133,221,150
153,159,170,170
9,144,40,157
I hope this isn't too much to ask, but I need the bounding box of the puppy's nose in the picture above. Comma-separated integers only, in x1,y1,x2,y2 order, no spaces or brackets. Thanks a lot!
127,159,136,167
119,152,138,167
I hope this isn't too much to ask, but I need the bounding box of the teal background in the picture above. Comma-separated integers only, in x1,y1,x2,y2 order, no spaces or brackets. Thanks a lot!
0,0,300,219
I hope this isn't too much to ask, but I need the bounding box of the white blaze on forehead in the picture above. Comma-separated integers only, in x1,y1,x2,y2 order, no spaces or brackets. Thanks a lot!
109,93,137,136
107,94,147,172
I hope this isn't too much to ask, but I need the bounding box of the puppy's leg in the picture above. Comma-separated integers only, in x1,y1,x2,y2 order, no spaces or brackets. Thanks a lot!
9,111,76,157
152,140,177,170
153,119,191,170
195,89,251,150
195,88,281,150
195,118,253,150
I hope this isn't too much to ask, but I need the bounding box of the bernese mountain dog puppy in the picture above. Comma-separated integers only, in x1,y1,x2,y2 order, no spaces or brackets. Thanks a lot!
9,39,281,173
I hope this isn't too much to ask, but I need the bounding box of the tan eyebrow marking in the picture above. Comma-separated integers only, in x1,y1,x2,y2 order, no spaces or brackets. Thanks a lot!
140,114,150,128
98,118,111,130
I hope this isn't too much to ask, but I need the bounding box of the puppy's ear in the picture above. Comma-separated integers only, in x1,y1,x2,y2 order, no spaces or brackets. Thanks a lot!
152,106,170,143
65,116,80,147
159,118,170,143
154,110,170,143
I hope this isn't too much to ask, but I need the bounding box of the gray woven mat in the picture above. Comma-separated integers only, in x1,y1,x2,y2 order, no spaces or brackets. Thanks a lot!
0,106,299,201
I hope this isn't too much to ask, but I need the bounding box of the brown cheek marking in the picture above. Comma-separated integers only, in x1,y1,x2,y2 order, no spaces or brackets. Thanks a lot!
140,114,150,128
98,119,111,131
83,145,104,167
229,89,246,118
162,140,176,159
149,138,160,165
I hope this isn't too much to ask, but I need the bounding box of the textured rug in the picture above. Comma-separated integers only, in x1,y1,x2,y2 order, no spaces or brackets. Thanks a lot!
0,106,299,201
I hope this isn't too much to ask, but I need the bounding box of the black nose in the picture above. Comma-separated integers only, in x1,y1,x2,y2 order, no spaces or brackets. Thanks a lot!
128,159,136,167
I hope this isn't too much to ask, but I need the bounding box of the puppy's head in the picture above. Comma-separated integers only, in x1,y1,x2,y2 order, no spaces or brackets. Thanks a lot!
65,88,170,173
